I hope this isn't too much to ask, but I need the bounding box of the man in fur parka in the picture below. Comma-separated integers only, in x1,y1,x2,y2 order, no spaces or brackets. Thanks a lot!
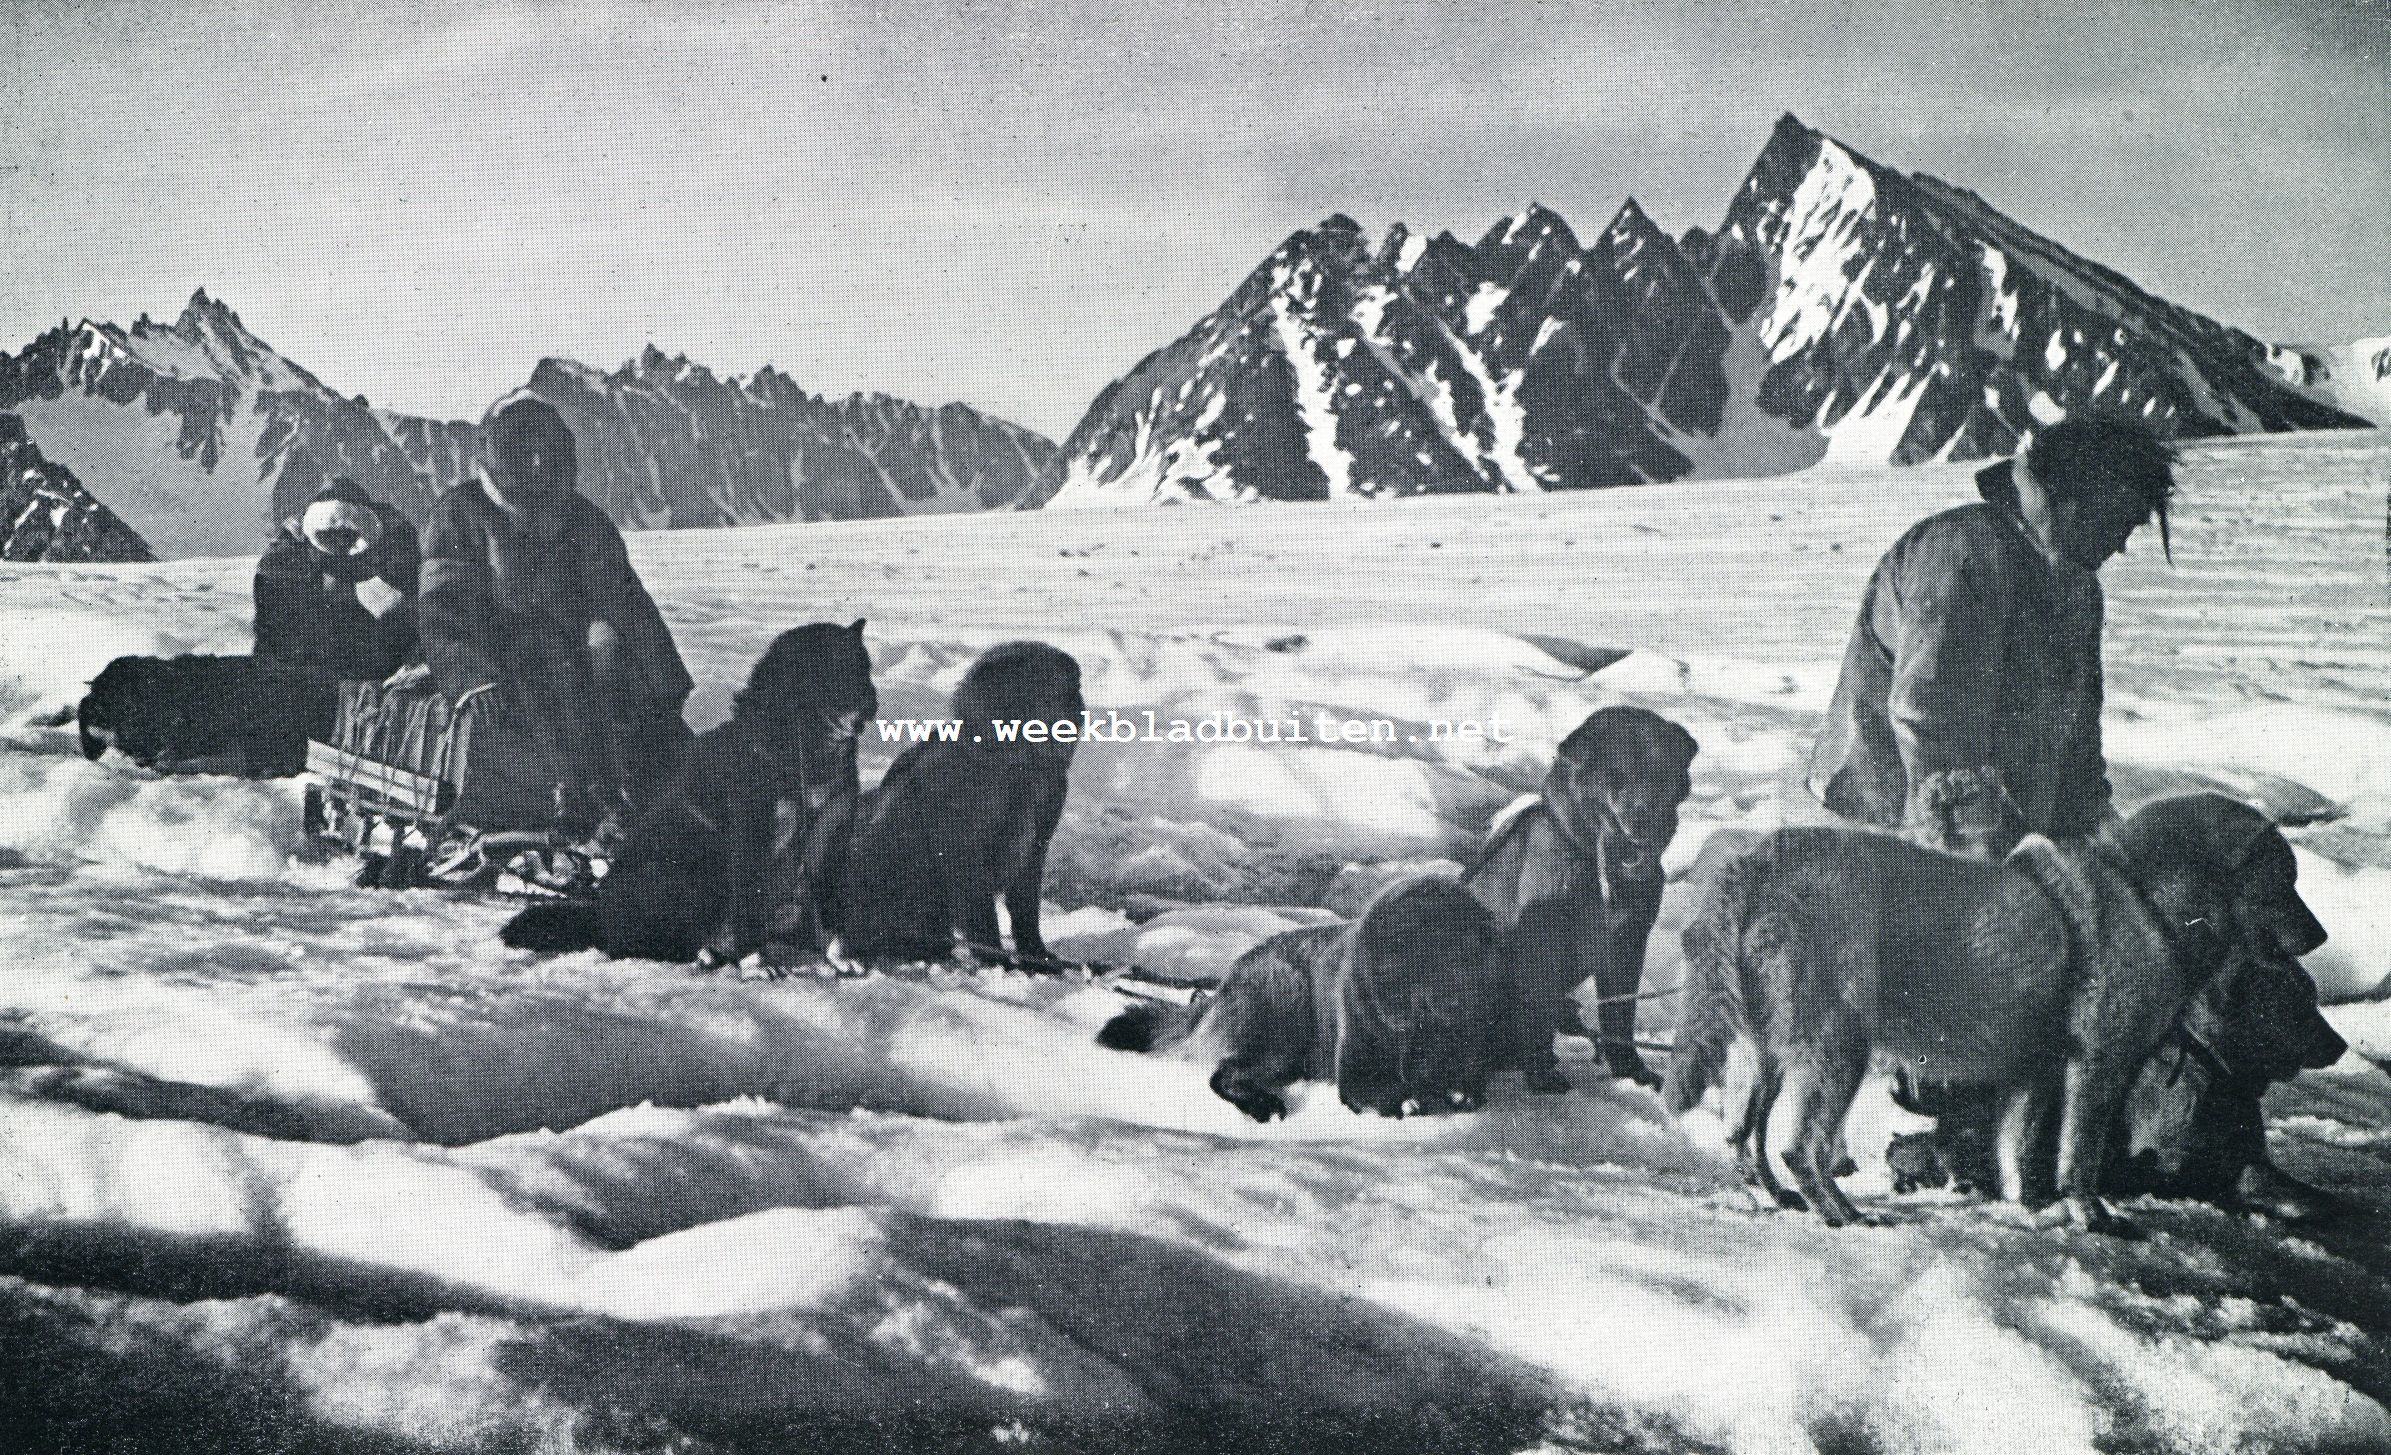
253,476,420,682
417,393,694,833
1806,414,2176,856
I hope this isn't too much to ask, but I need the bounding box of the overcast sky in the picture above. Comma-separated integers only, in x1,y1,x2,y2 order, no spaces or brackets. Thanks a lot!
3,0,2384,439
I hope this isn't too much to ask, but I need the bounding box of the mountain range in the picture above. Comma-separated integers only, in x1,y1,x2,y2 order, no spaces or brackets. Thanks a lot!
1,113,2376,558
0,299,1055,560
1036,114,2372,506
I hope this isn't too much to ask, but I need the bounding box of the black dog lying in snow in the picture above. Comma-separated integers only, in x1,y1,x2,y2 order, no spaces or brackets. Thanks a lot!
503,621,876,964
78,653,339,778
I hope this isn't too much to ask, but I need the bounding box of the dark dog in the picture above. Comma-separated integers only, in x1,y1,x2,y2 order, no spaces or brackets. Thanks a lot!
1891,936,2347,1210
1667,793,2326,1234
833,641,1081,964
1464,706,1697,1092
1885,1127,1991,1196
78,654,338,778
2112,934,2348,1215
502,621,876,963
1097,876,1506,1122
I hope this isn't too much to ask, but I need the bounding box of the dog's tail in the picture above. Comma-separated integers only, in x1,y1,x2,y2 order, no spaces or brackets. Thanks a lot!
1663,858,1758,1114
501,902,603,954
1096,996,1207,1055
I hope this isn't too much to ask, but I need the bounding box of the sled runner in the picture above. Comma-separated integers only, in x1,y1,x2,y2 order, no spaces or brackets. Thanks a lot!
303,678,606,897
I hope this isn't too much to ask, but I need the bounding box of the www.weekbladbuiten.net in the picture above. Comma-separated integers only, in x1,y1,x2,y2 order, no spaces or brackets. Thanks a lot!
872,710,1518,747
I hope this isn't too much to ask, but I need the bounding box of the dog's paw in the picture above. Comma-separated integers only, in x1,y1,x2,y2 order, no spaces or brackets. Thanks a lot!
2040,1196,2143,1240
1446,1087,1485,1112
1230,1093,1287,1123
733,953,789,982
1212,1067,1289,1123
1742,1184,1809,1215
1522,1066,1573,1096
694,946,726,971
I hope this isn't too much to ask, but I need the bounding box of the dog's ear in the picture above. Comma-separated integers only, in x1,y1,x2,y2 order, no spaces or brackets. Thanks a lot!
2196,799,2278,879
849,618,867,636
1551,710,1613,775
1669,721,1700,771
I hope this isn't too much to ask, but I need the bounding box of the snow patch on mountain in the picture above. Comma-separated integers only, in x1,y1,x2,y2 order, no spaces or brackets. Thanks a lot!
0,415,154,562
1268,290,1357,499
11,388,273,558
2270,336,2391,426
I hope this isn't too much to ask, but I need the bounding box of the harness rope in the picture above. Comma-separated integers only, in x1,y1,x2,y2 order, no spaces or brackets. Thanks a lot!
675,705,855,839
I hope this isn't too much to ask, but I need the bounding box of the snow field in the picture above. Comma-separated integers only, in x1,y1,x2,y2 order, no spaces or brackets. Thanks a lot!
1,435,2386,1452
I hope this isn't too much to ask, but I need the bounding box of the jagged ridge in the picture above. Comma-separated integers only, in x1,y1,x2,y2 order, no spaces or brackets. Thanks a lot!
1037,114,2370,506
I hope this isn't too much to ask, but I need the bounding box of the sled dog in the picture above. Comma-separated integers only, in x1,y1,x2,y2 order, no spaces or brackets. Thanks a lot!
1098,875,1506,1122
502,621,875,962
1666,793,2325,1234
78,653,338,778
834,640,1081,964
1898,929,2347,1205
1463,705,1697,1091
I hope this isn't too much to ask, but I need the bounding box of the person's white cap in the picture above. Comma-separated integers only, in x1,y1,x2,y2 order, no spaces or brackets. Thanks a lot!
300,498,383,556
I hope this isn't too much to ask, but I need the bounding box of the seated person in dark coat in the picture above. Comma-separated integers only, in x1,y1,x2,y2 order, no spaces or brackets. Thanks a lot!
253,476,420,682
415,393,694,836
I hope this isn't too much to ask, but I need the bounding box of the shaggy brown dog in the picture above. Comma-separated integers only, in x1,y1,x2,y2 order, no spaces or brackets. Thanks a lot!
833,641,1081,964
79,654,338,778
1096,876,1506,1122
501,621,876,963
1666,793,2326,1235
1464,706,1697,1092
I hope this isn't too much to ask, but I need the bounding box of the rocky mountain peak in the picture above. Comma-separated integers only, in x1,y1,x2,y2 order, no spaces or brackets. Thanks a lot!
1042,115,2369,507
